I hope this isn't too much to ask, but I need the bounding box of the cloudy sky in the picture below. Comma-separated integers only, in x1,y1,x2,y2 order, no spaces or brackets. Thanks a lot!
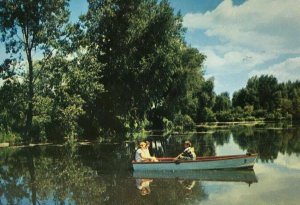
172,0,300,95
2,0,300,95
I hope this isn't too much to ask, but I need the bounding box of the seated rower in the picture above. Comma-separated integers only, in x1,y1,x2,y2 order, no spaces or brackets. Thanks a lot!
135,141,158,162
175,140,196,160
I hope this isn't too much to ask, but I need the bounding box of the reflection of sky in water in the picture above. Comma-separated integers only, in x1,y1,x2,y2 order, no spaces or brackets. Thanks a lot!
202,135,300,205
216,134,245,155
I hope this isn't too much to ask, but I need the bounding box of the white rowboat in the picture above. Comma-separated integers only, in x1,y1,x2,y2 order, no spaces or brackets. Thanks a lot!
132,154,257,171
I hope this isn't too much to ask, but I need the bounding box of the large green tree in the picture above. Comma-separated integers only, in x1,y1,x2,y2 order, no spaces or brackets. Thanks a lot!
213,92,231,112
82,0,195,133
256,75,280,111
162,47,206,121
233,75,280,111
196,78,216,122
0,0,70,140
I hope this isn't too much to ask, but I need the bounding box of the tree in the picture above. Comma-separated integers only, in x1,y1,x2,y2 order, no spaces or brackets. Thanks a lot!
232,88,248,108
213,92,231,112
257,75,279,111
291,88,300,120
196,78,216,122
82,0,194,133
0,0,70,140
159,46,206,125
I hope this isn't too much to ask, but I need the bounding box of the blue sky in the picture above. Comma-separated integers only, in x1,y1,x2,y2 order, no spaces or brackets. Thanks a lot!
178,0,300,94
2,0,300,95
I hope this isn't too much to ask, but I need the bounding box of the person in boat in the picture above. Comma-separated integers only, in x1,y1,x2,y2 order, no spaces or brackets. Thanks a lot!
135,141,158,162
144,141,158,162
175,140,196,160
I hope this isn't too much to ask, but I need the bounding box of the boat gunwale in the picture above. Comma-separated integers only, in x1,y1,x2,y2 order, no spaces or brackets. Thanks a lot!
132,154,258,164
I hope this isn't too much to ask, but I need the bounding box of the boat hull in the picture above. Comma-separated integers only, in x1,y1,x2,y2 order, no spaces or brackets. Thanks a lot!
132,154,257,171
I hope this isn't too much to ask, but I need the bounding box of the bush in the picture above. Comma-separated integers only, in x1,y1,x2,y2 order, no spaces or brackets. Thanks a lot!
265,113,275,121
202,108,216,122
215,111,234,122
284,112,293,121
253,109,267,118
163,118,174,134
173,114,195,132
266,111,283,121
244,116,256,121
0,127,22,145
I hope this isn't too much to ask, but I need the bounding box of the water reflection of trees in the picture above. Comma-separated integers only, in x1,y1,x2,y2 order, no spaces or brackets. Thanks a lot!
1,124,300,204
0,144,208,205
149,130,231,158
147,123,300,162
0,143,141,204
0,146,106,204
148,133,217,158
232,123,300,162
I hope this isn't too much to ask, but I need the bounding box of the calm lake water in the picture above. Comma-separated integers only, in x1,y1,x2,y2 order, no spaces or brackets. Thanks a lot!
1,122,300,205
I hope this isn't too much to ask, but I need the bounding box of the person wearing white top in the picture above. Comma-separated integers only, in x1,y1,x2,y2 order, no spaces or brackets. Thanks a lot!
135,141,158,162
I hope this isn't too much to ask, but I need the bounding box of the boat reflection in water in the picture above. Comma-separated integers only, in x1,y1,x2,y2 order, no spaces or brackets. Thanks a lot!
134,169,258,196
134,169,257,183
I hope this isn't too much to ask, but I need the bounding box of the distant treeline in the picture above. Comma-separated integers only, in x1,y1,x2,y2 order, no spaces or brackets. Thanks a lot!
0,0,299,144
209,75,299,124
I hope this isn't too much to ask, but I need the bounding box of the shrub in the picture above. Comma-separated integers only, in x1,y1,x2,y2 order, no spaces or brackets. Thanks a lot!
284,112,293,121
163,118,174,133
203,108,217,122
215,111,234,122
265,113,275,121
253,109,267,118
173,114,195,132
244,116,256,121
0,127,22,145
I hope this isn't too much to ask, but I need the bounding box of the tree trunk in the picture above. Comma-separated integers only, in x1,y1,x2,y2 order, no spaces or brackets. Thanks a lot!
26,52,34,141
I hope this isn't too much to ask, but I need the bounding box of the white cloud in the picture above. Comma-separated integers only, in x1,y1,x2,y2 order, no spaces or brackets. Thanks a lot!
250,57,300,82
275,153,300,170
183,0,300,93
201,163,300,205
201,46,276,72
184,0,300,54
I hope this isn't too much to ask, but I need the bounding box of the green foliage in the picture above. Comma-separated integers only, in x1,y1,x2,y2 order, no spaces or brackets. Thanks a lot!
213,92,231,112
0,0,71,140
0,79,26,133
201,107,216,122
0,0,208,142
0,127,22,145
82,0,183,132
33,56,94,142
265,111,283,121
163,117,174,134
147,45,205,129
233,75,300,121
196,78,216,123
4,0,300,144
81,0,206,134
215,111,234,122
244,105,254,115
232,88,249,108
252,109,267,118
173,113,196,132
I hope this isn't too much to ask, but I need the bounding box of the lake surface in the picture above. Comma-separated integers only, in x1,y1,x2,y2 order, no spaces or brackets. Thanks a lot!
1,122,300,205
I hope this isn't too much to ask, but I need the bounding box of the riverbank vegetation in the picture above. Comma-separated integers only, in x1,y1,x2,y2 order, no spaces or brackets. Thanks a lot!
1,0,300,145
